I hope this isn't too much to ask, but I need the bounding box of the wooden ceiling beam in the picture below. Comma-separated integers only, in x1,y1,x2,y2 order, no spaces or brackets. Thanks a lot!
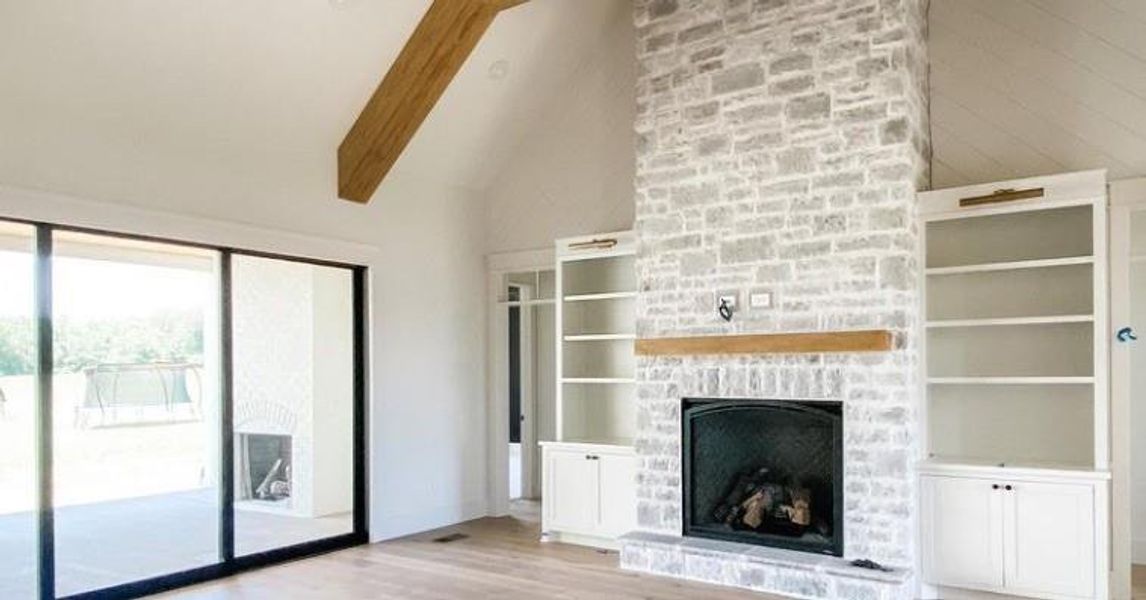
486,0,530,8
338,0,527,203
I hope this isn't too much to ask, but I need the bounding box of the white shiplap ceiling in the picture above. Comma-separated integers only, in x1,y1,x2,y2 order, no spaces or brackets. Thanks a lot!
930,0,1146,188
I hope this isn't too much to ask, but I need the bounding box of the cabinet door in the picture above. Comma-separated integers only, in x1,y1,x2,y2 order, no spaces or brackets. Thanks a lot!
545,450,599,533
921,476,1005,589
597,453,636,538
1004,482,1095,598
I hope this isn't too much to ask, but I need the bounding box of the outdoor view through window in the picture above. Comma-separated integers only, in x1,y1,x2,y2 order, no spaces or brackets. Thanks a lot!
53,232,221,595
0,226,358,597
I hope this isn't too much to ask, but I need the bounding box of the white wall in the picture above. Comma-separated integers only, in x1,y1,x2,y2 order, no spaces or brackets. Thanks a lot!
482,0,637,254
370,178,490,539
1132,254,1146,561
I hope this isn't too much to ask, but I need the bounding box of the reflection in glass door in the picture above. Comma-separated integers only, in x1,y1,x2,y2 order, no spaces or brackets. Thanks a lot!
0,222,37,598
51,232,221,595
231,255,355,556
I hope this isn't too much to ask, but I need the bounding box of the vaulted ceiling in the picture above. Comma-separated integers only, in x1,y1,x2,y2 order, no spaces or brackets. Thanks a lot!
0,0,626,209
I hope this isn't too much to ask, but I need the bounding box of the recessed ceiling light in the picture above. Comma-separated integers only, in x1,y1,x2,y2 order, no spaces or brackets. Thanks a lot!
488,59,510,81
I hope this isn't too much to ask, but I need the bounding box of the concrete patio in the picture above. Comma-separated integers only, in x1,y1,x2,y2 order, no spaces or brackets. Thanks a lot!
0,489,351,597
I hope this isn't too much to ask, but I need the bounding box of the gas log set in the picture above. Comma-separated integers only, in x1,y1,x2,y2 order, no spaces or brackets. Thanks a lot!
712,467,830,538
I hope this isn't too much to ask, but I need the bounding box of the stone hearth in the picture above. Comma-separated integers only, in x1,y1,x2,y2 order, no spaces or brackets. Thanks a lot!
622,0,929,597
621,531,912,600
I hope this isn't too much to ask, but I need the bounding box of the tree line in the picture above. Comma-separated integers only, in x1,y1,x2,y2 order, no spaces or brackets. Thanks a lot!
0,310,203,376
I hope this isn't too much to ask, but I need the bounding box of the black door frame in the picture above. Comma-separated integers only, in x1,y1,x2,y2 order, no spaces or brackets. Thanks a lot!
7,216,370,600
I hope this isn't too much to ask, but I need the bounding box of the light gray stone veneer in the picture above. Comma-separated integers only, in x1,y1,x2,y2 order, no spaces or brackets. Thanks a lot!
621,532,915,600
626,0,930,595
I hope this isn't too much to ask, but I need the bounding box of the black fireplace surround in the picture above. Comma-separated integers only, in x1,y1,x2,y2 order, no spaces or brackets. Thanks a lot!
682,398,844,556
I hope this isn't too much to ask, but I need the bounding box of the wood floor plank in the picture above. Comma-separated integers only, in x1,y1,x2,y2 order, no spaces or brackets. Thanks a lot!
153,502,778,599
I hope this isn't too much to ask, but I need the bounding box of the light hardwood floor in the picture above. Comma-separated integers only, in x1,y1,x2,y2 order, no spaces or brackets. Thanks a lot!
154,501,776,599
139,511,1146,599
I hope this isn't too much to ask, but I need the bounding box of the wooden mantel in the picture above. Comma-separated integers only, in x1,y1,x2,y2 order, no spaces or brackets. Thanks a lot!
634,330,894,356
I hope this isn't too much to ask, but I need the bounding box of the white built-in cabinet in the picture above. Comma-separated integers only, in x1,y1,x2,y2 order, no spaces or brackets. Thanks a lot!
543,442,636,542
540,231,637,548
545,446,599,532
921,471,1104,599
917,171,1110,600
921,476,1004,591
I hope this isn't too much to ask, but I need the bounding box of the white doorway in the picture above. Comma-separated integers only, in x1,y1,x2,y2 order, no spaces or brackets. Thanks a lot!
486,251,556,514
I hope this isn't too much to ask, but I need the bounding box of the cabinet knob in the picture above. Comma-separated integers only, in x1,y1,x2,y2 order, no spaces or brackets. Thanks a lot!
1004,484,1013,491
991,484,1000,490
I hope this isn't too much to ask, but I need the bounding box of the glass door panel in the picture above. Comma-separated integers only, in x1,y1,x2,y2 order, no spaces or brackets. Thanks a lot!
231,255,355,556
52,232,221,595
0,222,37,598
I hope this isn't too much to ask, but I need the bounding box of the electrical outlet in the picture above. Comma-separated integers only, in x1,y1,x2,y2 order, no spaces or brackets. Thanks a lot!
750,291,773,309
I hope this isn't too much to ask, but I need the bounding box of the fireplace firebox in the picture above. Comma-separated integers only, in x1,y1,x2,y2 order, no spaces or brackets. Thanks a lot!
237,433,293,505
682,398,843,556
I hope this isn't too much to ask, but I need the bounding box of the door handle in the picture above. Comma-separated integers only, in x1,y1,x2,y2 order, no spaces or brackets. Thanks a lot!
1118,327,1138,343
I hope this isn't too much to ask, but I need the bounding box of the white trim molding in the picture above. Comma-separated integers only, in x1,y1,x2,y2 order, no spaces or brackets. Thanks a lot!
0,184,381,266
485,246,554,517
1109,176,1146,600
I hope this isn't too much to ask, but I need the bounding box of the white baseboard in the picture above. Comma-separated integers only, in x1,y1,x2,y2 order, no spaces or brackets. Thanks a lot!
1133,538,1146,564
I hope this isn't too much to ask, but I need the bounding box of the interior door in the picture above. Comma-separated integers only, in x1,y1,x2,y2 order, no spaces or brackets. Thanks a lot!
921,476,1005,590
1004,482,1095,598
546,449,597,532
517,284,537,500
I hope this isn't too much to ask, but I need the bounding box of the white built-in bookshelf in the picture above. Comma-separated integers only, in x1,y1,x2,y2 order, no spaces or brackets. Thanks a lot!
919,173,1108,472
555,231,637,447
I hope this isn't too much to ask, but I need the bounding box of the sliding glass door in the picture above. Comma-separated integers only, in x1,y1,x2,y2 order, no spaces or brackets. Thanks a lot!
51,232,222,596
0,221,366,600
231,255,355,556
0,223,37,599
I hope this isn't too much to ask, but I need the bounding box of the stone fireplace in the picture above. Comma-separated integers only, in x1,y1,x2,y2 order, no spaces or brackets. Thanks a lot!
683,398,843,556
620,0,929,597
